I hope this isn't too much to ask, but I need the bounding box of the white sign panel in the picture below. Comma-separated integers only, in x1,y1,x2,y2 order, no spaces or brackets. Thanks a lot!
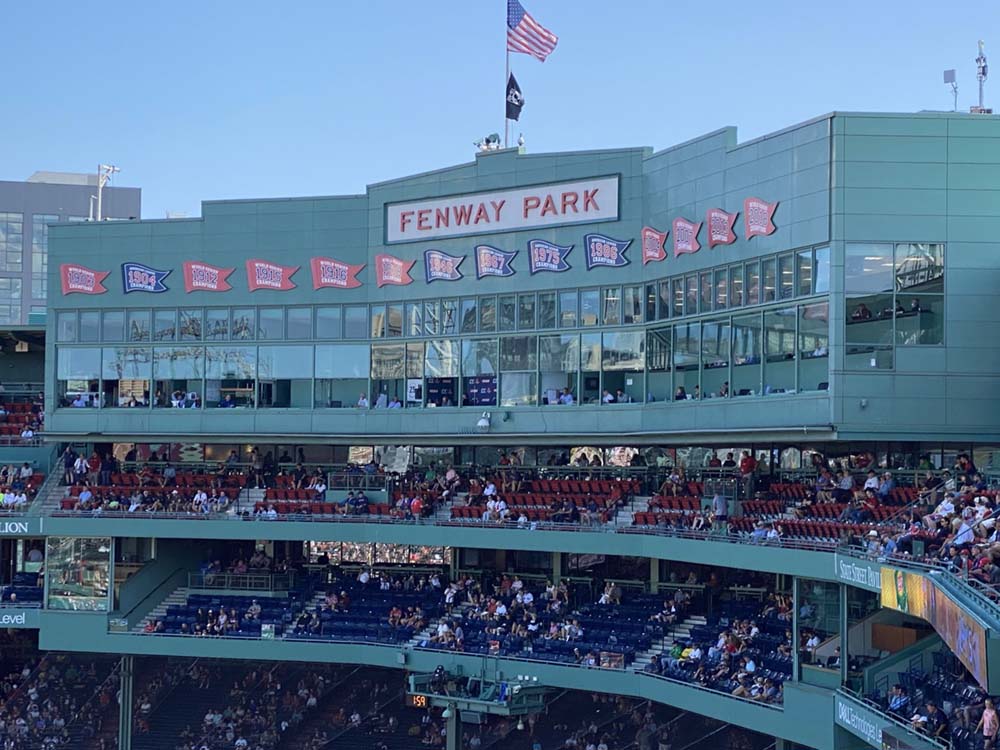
386,176,620,244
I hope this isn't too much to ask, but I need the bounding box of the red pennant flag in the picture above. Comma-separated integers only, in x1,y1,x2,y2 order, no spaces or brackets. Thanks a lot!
245,259,299,291
706,208,738,248
641,226,668,264
60,264,109,295
310,257,365,290
182,261,234,293
374,253,415,287
744,197,778,239
672,218,701,257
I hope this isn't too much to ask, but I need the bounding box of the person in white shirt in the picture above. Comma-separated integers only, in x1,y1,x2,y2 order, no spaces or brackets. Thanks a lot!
483,482,497,497
495,498,509,520
863,471,879,492
19,427,33,440
483,497,498,522
2,490,15,507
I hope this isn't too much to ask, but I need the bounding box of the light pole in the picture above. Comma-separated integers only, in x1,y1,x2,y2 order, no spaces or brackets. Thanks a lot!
96,164,120,222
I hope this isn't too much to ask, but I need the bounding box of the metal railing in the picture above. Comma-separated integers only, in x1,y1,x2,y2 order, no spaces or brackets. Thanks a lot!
187,571,295,591
836,687,949,750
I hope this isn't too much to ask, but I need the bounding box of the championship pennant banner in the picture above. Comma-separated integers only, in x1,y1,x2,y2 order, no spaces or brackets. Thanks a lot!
584,234,631,270
122,263,170,293
246,259,299,291
183,262,234,293
706,208,738,248
673,218,701,257
528,239,572,274
424,250,464,283
60,264,109,295
475,245,517,279
744,197,778,239
310,257,364,290
375,254,415,287
641,226,668,264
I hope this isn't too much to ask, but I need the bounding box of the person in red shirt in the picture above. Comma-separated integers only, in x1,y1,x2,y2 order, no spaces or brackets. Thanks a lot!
410,496,424,519
739,451,758,495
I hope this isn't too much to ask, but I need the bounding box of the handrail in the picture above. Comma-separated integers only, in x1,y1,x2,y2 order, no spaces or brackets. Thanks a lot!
836,686,949,750
188,571,295,592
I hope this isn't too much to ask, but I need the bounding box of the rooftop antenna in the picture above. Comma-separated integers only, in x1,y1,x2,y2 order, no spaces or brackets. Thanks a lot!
943,69,958,111
96,163,120,222
976,39,988,110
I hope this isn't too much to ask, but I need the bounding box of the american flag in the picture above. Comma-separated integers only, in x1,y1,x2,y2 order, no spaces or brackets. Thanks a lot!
507,0,558,62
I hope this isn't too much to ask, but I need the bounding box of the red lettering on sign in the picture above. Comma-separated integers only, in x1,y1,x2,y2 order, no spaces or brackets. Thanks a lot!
435,208,449,228
583,189,600,212
523,196,540,218
540,195,556,217
490,199,505,222
454,204,473,225
417,209,431,231
474,203,489,224
561,192,579,214
399,211,414,233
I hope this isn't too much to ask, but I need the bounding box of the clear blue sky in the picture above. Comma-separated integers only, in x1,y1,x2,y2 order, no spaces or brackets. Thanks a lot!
4,0,996,218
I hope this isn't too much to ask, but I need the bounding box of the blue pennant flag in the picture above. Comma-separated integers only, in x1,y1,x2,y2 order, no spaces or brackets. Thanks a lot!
527,239,572,274
424,250,465,283
584,234,632,270
122,262,171,293
475,245,517,279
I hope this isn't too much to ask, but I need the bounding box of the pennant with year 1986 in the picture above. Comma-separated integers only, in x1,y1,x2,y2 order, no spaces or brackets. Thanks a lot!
584,234,631,270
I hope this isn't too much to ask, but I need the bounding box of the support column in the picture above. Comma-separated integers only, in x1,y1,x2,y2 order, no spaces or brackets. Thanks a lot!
839,582,849,687
648,557,660,594
118,655,134,750
551,552,562,586
791,578,800,681
445,706,458,750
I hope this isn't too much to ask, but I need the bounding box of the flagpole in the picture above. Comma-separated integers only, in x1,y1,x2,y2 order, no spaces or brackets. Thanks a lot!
504,51,510,148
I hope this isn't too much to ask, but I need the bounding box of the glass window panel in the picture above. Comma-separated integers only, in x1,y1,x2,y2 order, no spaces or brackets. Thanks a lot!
425,340,459,377
498,295,516,331
57,347,101,379
714,269,727,310
673,322,700,396
370,305,386,338
846,294,895,345
102,311,124,342
700,273,713,312
623,285,643,325
797,250,813,296
387,305,403,337
814,247,830,294
287,307,312,340
538,292,556,329
671,278,684,317
461,340,498,375
406,343,424,378
479,297,496,333
405,302,423,336
371,343,405,378
179,309,202,341
46,537,110,611
103,346,152,379
539,334,579,372
501,372,537,407
127,310,150,342
32,214,57,300
761,258,777,302
580,290,599,326
205,347,257,379
764,308,796,393
602,331,645,371
315,344,369,378
652,283,666,321
79,311,100,342
896,294,944,345
460,299,477,334
425,301,440,335
0,212,23,273
440,299,458,335
316,306,342,339
845,243,894,294
601,287,621,326
730,265,744,308
580,332,601,371
746,262,760,306
559,291,578,328
206,309,229,341
258,308,283,340
344,306,367,339
798,303,829,391
518,294,536,330
846,345,893,370
685,276,698,315
646,328,671,372
732,313,762,397
778,254,795,300
153,310,176,341
258,346,313,379
895,243,944,293
152,346,203,378
701,322,730,398
231,308,254,340
500,336,537,371
57,312,77,342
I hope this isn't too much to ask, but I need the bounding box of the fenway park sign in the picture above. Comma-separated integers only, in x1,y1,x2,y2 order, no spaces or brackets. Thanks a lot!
386,176,620,244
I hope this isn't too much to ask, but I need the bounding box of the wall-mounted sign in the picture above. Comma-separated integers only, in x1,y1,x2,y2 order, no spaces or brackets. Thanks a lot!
60,264,109,295
744,197,778,239
183,261,235,293
706,208,738,248
672,218,701,257
246,259,299,291
0,520,30,535
424,250,465,283
528,239,572,274
122,262,171,293
584,233,631,270
386,176,619,244
641,226,668,264
475,245,517,279
375,254,415,287
0,609,40,629
310,257,364,290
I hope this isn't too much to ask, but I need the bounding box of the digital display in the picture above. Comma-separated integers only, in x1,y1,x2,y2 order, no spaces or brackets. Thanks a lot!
406,694,429,709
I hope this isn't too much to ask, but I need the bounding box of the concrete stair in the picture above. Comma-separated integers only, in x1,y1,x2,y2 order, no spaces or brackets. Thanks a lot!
630,614,707,672
613,495,656,527
133,587,190,632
